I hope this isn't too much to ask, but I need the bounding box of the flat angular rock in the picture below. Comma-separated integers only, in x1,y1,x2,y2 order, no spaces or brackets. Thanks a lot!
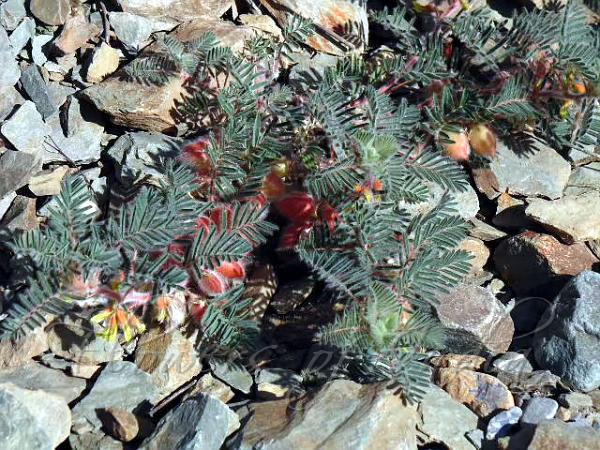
458,237,490,275
474,140,571,199
8,17,34,55
259,0,368,55
20,65,57,119
31,34,53,65
491,352,533,377
72,361,159,430
209,358,253,394
0,382,71,450
418,386,479,450
0,362,86,403
525,419,600,450
186,373,234,404
565,162,600,196
86,43,121,83
116,0,233,26
436,284,514,355
534,271,600,391
1,100,51,154
435,368,515,418
521,397,558,425
0,328,48,368
108,12,155,54
28,165,70,196
81,19,255,132
486,406,522,440
0,26,20,87
53,9,101,55
256,368,303,400
30,0,71,26
526,192,600,243
493,231,598,295
0,150,40,198
0,0,27,30
0,85,23,120
235,379,419,450
140,393,239,450
134,328,202,400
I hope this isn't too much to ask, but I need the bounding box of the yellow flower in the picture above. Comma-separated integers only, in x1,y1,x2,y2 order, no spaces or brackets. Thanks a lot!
91,304,146,342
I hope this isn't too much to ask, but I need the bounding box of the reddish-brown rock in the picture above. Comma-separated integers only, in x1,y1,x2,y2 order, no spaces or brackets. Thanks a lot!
53,9,101,55
493,231,598,295
430,354,486,371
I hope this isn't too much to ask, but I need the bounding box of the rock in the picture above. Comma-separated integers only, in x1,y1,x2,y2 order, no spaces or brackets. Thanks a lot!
108,12,155,54
418,386,479,450
590,390,600,410
134,328,202,400
506,370,560,395
525,419,600,450
492,192,531,230
0,362,86,403
565,162,600,196
244,263,277,320
0,26,20,87
556,406,572,421
270,278,315,314
46,313,124,364
0,192,16,220
8,17,34,55
69,363,101,379
0,150,41,198
558,392,594,413
0,0,27,30
28,166,70,196
474,140,571,199
458,237,490,275
486,406,522,440
400,181,480,221
430,353,486,371
20,65,57,119
533,271,600,392
86,43,121,83
30,0,70,26
466,429,484,449
491,352,533,377
0,328,48,368
237,380,419,449
98,408,151,442
493,231,598,295
526,192,600,243
53,10,101,55
209,358,253,394
72,361,159,430
469,217,508,241
187,373,234,404
69,431,125,450
239,13,283,38
117,0,233,27
81,19,255,132
0,85,23,120
140,393,239,450
0,382,71,450
521,397,559,425
435,368,515,417
256,368,303,400
1,101,51,154
106,131,180,183
31,33,52,65
1,194,37,230
435,284,514,355
259,0,368,55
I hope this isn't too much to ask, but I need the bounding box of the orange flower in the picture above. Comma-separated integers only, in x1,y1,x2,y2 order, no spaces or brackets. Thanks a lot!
216,261,246,279
91,304,146,342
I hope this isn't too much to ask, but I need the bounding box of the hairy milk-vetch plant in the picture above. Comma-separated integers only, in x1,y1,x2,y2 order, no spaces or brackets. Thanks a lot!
1,1,599,402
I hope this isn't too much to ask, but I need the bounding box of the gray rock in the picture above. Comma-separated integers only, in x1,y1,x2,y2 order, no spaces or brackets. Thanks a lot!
234,379,419,450
525,419,600,450
108,12,154,54
469,217,507,241
565,162,600,196
558,392,594,413
47,313,124,365
0,26,20,87
72,361,159,430
466,429,484,449
0,362,86,403
418,386,479,450
504,370,560,395
209,358,253,394
0,192,16,220
256,368,303,400
492,352,533,377
20,65,57,119
534,271,600,391
0,0,27,30
69,431,124,450
140,394,238,450
116,0,233,28
526,192,600,243
486,406,522,440
0,85,23,120
0,150,41,198
399,181,480,221
521,397,559,425
478,140,571,199
0,327,49,369
435,284,514,355
30,0,71,26
106,131,179,183
1,101,51,153
0,382,71,450
8,17,34,55
31,33,53,66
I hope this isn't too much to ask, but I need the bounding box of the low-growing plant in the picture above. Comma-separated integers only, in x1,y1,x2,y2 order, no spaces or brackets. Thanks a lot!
1,0,598,402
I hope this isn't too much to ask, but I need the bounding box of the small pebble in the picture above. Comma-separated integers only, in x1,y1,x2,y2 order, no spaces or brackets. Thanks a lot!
521,397,559,425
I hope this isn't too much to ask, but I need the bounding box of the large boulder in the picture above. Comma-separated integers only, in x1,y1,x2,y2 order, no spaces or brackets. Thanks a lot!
521,419,600,450
533,271,600,392
435,284,514,355
116,0,233,27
